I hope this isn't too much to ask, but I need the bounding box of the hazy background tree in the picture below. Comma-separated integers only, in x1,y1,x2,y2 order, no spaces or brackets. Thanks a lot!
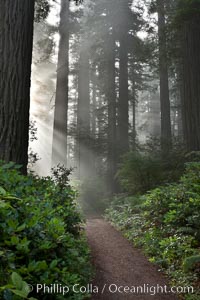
52,0,69,167
28,0,200,207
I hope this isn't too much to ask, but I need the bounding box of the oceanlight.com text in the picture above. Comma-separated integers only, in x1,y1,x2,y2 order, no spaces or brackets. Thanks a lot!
29,283,194,296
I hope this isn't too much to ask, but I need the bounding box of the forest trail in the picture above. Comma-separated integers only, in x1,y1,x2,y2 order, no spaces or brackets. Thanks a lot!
86,218,178,300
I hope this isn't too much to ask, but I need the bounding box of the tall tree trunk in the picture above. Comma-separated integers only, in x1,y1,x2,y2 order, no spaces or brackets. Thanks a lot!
181,16,200,151
0,0,35,174
105,35,117,193
118,34,129,157
52,0,69,167
77,48,91,178
157,0,172,153
89,68,97,177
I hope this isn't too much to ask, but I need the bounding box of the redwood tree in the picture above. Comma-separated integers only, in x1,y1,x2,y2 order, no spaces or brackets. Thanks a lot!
180,1,200,151
157,0,172,153
105,34,117,192
118,34,129,156
77,47,91,178
117,0,131,158
0,0,35,174
52,0,69,167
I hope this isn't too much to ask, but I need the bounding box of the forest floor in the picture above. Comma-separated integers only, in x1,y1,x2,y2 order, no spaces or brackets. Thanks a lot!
86,217,179,300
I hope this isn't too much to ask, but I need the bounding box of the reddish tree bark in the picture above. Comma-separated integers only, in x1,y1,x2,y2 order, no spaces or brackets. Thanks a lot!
0,0,35,174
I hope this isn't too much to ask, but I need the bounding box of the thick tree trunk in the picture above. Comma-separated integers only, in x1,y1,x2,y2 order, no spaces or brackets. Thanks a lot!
181,17,200,151
77,49,91,178
52,0,69,167
157,0,172,153
118,34,129,157
0,0,35,174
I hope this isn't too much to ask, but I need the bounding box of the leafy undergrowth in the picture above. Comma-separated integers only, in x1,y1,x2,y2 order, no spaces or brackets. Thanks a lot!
0,161,92,300
105,162,200,300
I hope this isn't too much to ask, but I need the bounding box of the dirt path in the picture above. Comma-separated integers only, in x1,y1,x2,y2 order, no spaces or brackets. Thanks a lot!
86,218,178,300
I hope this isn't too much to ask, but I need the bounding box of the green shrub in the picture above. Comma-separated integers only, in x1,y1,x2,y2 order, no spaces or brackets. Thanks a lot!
105,162,200,296
117,151,162,194
183,255,200,273
117,149,185,194
0,161,92,300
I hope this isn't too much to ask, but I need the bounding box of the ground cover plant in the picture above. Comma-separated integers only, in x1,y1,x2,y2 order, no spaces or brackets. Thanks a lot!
105,162,200,299
0,161,92,300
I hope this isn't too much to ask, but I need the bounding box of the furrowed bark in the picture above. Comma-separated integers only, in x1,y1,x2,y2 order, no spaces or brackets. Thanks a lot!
0,0,35,174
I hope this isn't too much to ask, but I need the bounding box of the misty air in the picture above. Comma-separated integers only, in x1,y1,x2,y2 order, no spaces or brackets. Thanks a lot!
0,0,200,299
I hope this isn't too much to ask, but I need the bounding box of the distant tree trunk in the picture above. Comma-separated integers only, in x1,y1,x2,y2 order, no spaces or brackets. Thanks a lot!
77,48,91,178
52,0,69,167
132,98,136,150
175,67,183,139
91,79,97,139
181,15,200,151
118,34,129,156
157,0,172,153
131,77,137,150
89,68,98,176
105,34,117,193
0,0,35,174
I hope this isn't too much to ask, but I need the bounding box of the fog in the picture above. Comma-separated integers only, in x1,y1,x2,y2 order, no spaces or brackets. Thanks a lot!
29,0,168,210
